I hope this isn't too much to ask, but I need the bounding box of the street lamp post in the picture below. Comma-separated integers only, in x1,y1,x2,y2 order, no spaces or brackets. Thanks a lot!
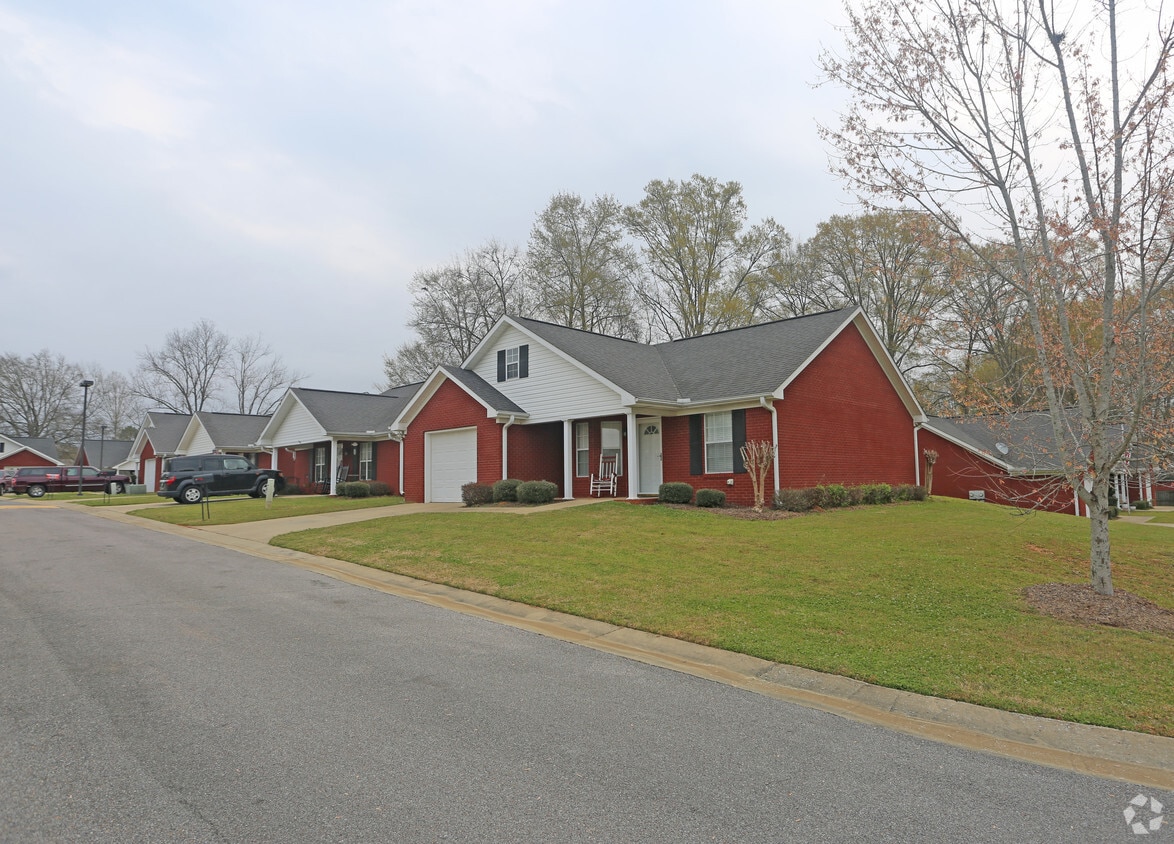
78,379,94,496
99,424,107,472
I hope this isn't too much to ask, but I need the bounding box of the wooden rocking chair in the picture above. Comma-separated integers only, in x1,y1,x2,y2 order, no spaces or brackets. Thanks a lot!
589,454,618,497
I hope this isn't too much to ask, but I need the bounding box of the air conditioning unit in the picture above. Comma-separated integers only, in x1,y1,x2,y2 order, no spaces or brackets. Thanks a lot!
968,490,986,501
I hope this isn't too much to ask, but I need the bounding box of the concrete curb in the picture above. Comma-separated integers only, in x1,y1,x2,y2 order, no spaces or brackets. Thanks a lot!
76,501,1174,790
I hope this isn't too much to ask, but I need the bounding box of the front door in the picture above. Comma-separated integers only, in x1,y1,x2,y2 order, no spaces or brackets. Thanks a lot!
638,417,662,496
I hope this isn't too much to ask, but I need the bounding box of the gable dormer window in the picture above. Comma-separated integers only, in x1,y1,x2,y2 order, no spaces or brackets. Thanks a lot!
496,344,529,382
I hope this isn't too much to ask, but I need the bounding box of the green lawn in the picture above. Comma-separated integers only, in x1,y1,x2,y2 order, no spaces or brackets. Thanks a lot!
135,494,405,525
1141,509,1174,525
272,497,1174,735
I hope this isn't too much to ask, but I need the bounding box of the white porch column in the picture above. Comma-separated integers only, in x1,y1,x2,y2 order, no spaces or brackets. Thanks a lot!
398,438,405,497
329,440,341,495
626,411,640,499
1145,471,1154,504
563,420,574,500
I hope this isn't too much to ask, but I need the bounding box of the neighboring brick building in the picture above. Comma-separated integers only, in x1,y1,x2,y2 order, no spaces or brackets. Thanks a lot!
391,308,925,504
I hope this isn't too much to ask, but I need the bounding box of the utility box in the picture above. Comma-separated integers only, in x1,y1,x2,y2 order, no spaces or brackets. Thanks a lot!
968,490,986,501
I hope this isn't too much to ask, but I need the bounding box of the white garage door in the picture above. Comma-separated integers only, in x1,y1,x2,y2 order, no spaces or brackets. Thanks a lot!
427,428,477,503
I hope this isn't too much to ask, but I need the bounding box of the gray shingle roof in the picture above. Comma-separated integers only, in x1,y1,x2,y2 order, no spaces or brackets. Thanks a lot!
193,412,271,449
7,436,60,461
85,439,133,468
512,308,857,402
293,386,422,435
145,412,193,454
924,411,1122,474
439,366,527,415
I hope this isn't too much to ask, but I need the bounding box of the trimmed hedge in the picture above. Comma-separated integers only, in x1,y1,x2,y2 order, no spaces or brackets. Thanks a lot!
368,481,394,497
461,482,493,506
517,480,559,505
493,478,522,502
658,482,694,504
695,488,727,508
773,483,926,512
339,481,370,498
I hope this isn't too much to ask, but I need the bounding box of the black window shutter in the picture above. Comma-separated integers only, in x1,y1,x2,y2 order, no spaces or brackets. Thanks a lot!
689,415,703,475
732,409,747,474
497,350,506,382
519,344,529,378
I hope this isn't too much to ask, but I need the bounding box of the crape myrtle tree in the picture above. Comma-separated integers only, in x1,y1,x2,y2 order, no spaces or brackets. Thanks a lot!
624,174,794,339
820,0,1174,594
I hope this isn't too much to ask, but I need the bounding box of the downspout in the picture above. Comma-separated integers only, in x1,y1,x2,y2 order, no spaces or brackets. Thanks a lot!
501,415,516,480
761,397,780,495
913,425,920,486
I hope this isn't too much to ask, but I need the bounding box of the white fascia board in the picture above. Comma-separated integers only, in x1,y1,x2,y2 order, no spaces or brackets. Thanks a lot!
1,441,59,465
632,393,775,416
126,415,156,461
917,420,1018,473
468,316,638,405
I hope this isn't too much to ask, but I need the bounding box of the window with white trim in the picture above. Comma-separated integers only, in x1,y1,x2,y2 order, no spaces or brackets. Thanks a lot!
575,422,589,477
313,446,327,482
359,442,374,480
505,347,520,380
705,411,734,473
601,421,623,475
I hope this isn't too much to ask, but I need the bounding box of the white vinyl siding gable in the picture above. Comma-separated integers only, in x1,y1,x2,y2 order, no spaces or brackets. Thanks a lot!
186,426,216,454
472,326,625,422
268,400,327,446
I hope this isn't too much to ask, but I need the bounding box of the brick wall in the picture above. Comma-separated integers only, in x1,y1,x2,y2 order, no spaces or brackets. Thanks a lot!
919,428,1077,514
0,452,56,469
777,324,916,489
507,421,564,496
403,379,503,502
660,409,773,507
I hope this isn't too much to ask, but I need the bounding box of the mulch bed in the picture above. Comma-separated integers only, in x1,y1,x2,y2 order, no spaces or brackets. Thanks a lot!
1023,583,1174,636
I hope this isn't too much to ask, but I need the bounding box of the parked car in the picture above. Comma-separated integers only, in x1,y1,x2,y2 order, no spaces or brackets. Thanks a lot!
9,466,129,498
158,453,285,504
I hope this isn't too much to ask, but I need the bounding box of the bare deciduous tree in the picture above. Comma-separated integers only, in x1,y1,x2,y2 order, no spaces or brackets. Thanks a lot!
384,240,532,379
0,349,84,440
821,0,1174,594
134,320,300,416
625,174,793,339
225,334,304,415
528,192,642,338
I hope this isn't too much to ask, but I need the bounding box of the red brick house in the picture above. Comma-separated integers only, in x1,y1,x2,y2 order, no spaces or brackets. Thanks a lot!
918,413,1156,515
126,412,192,492
257,386,421,494
0,434,62,470
391,308,926,504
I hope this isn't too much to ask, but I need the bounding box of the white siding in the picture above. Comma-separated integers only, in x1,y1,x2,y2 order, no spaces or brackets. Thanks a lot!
473,326,624,422
187,426,215,454
267,400,327,447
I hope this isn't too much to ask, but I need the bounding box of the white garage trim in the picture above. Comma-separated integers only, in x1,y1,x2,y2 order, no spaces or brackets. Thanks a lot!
143,457,157,492
425,427,478,503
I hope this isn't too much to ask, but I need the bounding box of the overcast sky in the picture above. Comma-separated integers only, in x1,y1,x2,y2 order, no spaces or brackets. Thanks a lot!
0,0,855,394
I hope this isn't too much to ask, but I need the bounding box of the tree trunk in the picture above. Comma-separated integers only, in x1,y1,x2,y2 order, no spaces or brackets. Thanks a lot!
1088,479,1114,596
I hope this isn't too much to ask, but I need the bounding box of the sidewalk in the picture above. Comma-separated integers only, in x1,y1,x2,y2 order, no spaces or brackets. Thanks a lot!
80,498,1174,790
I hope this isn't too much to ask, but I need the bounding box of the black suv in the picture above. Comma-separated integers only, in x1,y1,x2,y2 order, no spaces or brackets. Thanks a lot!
158,453,285,504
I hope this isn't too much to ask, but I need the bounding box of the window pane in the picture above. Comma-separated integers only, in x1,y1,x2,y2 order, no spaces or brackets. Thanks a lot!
601,421,623,474
505,347,519,379
705,411,733,473
575,422,589,477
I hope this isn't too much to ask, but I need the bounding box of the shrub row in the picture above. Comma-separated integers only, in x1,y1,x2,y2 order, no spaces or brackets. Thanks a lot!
656,482,727,507
462,479,559,506
773,483,926,512
337,481,396,498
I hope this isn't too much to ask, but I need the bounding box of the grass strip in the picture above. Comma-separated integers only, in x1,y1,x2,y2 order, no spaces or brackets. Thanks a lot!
272,497,1174,735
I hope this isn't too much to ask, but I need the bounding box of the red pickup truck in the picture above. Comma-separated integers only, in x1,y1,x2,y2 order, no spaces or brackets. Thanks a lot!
9,466,131,498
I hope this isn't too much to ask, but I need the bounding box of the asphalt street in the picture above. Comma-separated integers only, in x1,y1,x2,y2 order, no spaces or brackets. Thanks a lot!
1,504,1167,842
